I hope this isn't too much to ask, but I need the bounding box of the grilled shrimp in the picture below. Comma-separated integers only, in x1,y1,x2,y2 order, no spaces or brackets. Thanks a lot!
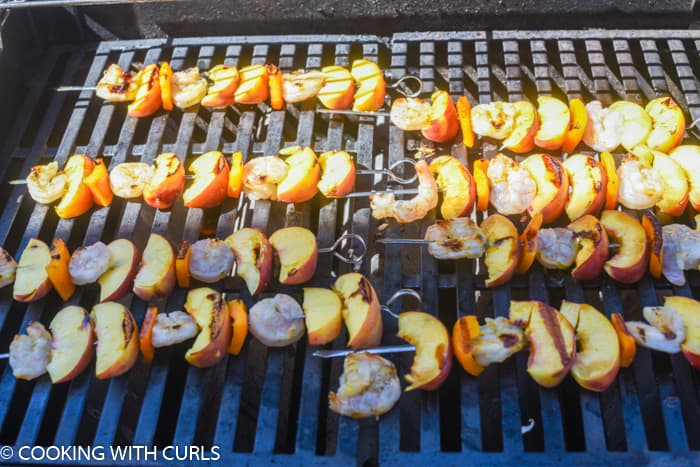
242,156,288,201
617,155,663,209
9,322,52,381
188,238,234,283
249,294,305,347
151,311,199,348
68,241,111,285
0,247,17,288
424,218,486,260
472,317,526,367
470,102,516,139
626,305,685,354
661,224,700,286
328,352,401,419
370,160,438,224
26,162,68,204
486,154,537,215
536,228,576,269
109,162,155,199
171,67,208,109
582,100,624,152
96,64,137,102
282,71,326,103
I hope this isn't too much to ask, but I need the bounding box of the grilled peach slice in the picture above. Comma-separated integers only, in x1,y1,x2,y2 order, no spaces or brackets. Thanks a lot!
55,154,95,219
269,227,318,285
390,97,431,131
13,238,52,303
98,238,139,302
641,210,663,279
645,97,685,153
521,153,568,224
609,101,652,151
664,296,700,370
351,59,385,112
139,306,157,364
303,287,343,345
502,100,538,153
611,313,636,368
398,311,452,391
481,214,519,288
509,300,576,388
234,65,269,105
133,233,176,302
429,155,475,219
201,65,239,107
421,90,459,143
318,65,355,110
600,210,649,284
277,147,320,203
560,301,620,392
562,154,606,221
568,214,609,281
47,305,94,383
600,151,618,210
266,65,284,110
182,151,230,208
333,272,382,350
184,287,231,368
318,151,356,198
91,302,139,379
143,153,185,209
96,64,137,102
127,64,161,118
534,96,569,150
652,151,689,217
225,227,273,296
669,145,700,211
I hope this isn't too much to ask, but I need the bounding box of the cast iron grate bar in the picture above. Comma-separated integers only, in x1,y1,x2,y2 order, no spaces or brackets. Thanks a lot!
0,30,699,466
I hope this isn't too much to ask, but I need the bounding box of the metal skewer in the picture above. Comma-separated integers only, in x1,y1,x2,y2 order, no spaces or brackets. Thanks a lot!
313,344,415,358
355,158,417,184
55,86,97,92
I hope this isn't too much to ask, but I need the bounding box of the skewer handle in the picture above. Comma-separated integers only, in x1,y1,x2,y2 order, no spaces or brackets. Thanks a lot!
312,344,416,358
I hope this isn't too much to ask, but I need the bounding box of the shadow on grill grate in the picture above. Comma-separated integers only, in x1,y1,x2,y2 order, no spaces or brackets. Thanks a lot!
0,30,698,466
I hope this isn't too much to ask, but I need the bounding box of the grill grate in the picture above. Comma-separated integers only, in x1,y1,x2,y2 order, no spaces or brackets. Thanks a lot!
0,31,699,466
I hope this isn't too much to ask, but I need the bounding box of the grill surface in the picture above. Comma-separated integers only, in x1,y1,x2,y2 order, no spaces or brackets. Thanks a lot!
0,30,700,466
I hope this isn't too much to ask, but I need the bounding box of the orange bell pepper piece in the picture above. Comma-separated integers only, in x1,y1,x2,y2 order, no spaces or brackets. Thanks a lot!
561,98,587,153
46,238,74,301
227,298,248,355
641,210,663,279
127,64,161,118
83,157,113,207
175,240,191,288
452,315,484,376
266,64,284,110
159,62,173,111
139,306,158,364
611,312,636,368
600,151,618,210
228,151,244,198
473,158,490,212
516,213,543,275
456,96,475,148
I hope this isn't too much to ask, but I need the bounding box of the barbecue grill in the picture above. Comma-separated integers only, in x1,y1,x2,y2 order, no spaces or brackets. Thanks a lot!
0,2,699,464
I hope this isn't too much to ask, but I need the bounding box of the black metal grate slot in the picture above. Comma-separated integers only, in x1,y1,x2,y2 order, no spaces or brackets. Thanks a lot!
0,31,699,466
